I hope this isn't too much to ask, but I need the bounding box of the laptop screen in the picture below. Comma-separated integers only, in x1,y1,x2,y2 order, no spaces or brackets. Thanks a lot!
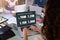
0,17,8,24
16,11,36,27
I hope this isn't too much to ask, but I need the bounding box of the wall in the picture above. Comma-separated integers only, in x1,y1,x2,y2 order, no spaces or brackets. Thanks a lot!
0,0,5,8
18,0,25,5
18,0,34,5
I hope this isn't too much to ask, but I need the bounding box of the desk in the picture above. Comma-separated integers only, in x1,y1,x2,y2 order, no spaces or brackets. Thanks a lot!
0,13,43,37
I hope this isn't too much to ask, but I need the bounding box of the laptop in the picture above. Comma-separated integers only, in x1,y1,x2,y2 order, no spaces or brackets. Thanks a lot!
0,17,8,24
16,11,36,27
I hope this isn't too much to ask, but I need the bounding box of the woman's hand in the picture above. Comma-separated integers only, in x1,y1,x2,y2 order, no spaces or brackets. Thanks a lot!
32,4,38,6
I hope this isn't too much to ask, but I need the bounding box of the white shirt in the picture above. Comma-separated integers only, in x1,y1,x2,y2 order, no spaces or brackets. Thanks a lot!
6,0,17,8
4,0,18,14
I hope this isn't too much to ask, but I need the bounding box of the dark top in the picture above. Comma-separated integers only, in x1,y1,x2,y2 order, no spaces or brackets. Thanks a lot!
33,0,47,8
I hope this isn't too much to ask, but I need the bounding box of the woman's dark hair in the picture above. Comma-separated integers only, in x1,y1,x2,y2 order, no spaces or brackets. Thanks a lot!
42,0,60,40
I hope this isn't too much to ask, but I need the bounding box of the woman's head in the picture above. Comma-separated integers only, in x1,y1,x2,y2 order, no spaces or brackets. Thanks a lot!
42,0,60,40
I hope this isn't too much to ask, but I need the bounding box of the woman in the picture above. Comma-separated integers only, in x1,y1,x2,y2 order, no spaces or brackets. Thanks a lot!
4,0,18,14
32,0,47,18
34,0,60,40
33,0,47,8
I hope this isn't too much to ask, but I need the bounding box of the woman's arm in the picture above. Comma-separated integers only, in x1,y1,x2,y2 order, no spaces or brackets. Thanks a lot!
32,4,38,6
16,0,18,5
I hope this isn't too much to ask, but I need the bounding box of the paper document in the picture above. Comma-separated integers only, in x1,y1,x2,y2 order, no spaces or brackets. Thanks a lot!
29,5,43,15
14,4,28,12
